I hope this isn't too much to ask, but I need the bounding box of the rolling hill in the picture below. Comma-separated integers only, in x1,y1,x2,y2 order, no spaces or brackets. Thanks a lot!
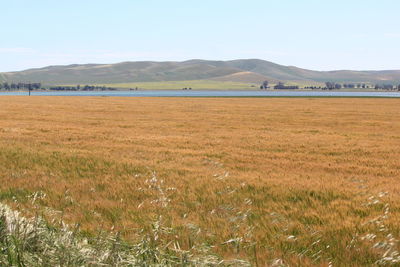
1,59,400,86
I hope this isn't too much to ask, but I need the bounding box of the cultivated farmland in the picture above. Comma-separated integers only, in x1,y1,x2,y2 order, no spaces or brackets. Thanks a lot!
0,97,399,266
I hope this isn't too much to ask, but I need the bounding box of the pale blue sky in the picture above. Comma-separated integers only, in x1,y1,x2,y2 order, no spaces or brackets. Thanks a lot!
1,0,399,72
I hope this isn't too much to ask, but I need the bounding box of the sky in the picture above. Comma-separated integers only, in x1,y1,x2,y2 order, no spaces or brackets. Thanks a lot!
1,0,400,72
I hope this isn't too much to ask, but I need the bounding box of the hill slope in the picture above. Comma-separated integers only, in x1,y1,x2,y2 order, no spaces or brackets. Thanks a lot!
1,59,400,85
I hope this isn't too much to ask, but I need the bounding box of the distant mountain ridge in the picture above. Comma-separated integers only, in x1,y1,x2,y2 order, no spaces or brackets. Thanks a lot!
1,59,400,85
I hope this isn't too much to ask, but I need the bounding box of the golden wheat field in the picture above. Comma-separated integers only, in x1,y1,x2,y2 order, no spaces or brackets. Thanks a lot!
0,96,399,266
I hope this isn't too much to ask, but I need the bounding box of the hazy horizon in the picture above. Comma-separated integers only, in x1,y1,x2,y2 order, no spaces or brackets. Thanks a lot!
1,0,400,72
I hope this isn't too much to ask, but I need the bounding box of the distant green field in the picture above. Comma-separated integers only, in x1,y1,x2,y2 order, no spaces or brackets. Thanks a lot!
98,80,258,90
59,80,327,90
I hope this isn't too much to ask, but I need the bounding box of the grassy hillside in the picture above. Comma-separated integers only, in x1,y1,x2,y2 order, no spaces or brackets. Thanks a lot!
1,61,240,84
1,59,400,86
210,71,271,83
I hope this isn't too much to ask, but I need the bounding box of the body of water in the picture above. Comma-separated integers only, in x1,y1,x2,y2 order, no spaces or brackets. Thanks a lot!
1,90,400,97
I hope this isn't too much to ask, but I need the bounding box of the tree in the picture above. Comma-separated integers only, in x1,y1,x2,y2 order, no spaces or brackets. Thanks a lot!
325,82,335,90
383,84,394,90
3,83,9,90
260,80,269,89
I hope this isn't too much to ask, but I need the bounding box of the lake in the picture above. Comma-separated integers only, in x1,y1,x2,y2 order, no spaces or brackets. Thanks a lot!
1,90,400,97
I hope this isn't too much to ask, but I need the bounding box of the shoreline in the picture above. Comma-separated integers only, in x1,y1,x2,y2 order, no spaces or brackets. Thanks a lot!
0,88,399,93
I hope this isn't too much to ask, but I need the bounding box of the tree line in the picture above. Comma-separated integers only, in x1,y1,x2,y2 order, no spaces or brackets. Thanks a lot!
49,85,117,91
0,83,119,91
324,82,400,90
0,82,42,90
260,80,400,90
374,84,400,90
323,82,372,90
